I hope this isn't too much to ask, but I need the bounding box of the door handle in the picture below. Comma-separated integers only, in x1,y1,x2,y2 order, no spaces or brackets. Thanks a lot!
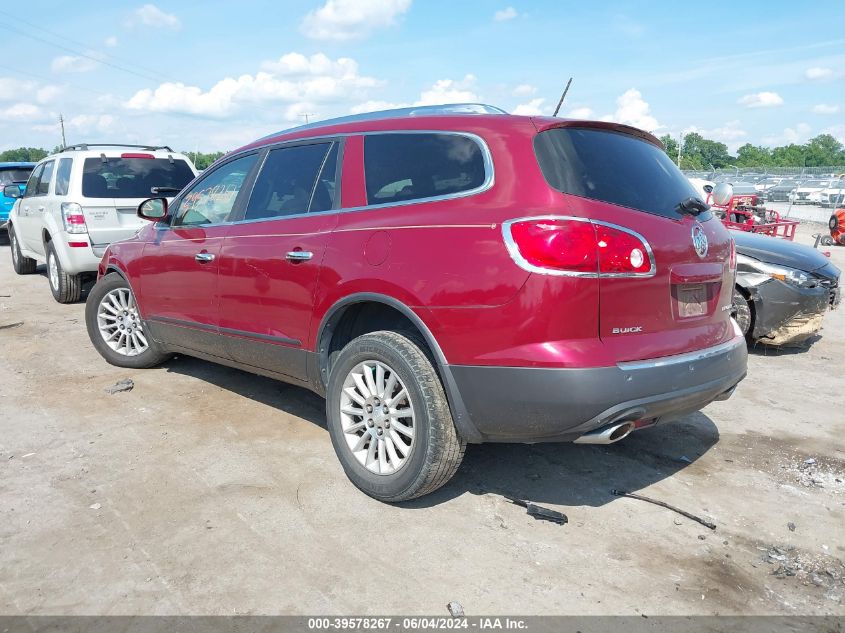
195,252,215,263
38,206,45,212
286,251,313,262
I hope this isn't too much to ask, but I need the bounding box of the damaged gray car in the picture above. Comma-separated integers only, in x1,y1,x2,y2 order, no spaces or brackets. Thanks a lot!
732,232,841,346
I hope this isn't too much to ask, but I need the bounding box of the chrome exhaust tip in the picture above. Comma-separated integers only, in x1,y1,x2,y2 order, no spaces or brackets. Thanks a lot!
574,421,636,445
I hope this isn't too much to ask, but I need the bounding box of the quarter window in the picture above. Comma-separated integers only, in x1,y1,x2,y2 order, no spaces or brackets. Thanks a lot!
363,133,487,206
55,158,73,196
174,154,258,226
244,142,337,221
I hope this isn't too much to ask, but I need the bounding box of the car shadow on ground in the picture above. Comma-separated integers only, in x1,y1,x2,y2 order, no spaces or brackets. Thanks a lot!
164,355,719,509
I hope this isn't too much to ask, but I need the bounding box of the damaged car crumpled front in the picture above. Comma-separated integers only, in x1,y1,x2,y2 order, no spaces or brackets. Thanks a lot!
732,232,841,346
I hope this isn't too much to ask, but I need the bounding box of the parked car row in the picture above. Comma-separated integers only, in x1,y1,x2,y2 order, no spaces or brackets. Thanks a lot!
712,175,845,206
10,104,839,502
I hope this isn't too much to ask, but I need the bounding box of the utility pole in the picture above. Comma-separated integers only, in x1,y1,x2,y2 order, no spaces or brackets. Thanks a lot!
59,114,67,148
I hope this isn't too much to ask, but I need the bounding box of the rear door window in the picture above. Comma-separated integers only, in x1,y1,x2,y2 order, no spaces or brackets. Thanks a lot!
363,133,487,206
55,158,73,196
23,164,44,198
534,127,700,220
243,142,337,221
82,156,194,198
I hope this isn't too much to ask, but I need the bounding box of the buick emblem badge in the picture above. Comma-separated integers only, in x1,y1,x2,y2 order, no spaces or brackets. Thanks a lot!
692,224,708,258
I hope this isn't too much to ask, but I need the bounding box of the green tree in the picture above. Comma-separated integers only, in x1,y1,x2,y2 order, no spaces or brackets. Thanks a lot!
803,134,845,167
0,147,49,162
735,143,773,167
659,134,679,163
185,151,225,170
771,144,807,167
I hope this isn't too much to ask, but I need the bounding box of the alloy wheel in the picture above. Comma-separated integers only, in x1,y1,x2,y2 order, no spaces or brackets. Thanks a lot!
96,288,149,356
48,252,59,290
339,360,415,475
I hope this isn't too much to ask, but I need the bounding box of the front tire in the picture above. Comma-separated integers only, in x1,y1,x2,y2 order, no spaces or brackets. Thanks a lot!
46,242,81,303
326,331,465,502
9,225,37,275
85,272,171,369
732,287,754,341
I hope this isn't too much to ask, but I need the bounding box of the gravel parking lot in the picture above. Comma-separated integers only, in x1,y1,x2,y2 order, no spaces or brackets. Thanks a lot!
0,224,843,616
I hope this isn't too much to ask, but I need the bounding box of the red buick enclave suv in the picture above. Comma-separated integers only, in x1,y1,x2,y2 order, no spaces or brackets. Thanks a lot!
85,104,747,501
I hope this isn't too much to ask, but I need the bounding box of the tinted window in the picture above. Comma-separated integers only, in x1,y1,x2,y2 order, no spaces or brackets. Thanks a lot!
37,160,55,195
23,163,43,198
535,127,700,219
175,154,258,226
244,143,334,221
0,168,33,185
55,158,73,196
364,133,486,205
309,143,339,214
82,157,194,199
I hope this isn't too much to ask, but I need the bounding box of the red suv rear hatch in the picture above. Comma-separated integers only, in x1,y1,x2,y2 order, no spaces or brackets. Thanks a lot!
533,122,736,361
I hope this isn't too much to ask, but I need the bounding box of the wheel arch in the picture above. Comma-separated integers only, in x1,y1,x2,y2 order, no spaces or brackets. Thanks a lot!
311,293,482,443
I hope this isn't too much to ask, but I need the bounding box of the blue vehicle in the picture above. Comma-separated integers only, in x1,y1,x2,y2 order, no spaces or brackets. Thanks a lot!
0,162,35,229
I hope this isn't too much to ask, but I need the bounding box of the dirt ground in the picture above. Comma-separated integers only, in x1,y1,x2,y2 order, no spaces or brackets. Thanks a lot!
0,223,843,616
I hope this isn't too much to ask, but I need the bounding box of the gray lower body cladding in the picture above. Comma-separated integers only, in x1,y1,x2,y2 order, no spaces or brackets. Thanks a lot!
444,336,747,443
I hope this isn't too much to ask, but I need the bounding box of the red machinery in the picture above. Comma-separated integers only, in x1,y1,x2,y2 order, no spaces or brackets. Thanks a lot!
708,191,798,241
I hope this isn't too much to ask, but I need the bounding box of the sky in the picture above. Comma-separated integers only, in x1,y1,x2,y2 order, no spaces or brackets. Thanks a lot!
0,0,843,154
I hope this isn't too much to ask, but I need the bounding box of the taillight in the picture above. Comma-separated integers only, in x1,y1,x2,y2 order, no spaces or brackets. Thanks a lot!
503,216,655,277
61,202,87,234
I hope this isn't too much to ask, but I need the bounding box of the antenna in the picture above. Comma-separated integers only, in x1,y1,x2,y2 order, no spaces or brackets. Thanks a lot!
299,113,316,125
59,114,67,148
552,78,573,117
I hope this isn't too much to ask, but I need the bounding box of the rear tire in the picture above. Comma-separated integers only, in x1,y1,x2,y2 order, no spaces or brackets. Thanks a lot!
46,241,81,303
326,330,465,502
9,225,37,275
85,272,171,369
830,215,838,231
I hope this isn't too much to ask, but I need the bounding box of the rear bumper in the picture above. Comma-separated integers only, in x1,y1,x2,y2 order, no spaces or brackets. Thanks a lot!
747,279,835,345
444,335,747,443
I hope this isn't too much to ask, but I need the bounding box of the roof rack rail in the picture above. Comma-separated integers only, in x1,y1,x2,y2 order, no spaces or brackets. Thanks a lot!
261,103,508,140
60,143,174,152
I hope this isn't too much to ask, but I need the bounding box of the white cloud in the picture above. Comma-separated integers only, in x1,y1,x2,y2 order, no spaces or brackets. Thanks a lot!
567,106,593,118
512,84,535,96
125,53,382,118
68,114,115,133
823,125,845,144
0,103,42,121
127,4,181,30
0,78,36,101
51,54,100,73
683,120,747,153
512,98,545,116
105,36,118,47
738,91,783,108
763,123,811,146
415,75,478,105
812,103,839,115
805,66,833,80
35,85,62,104
301,0,411,41
494,7,518,21
602,88,660,131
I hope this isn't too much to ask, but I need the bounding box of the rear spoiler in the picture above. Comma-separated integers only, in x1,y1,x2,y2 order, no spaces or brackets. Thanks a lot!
530,117,664,149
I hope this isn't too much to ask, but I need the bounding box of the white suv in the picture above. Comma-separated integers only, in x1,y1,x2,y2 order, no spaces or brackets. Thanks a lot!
6,144,197,302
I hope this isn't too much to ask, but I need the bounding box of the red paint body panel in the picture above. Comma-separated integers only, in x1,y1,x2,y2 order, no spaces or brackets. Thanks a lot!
104,113,737,373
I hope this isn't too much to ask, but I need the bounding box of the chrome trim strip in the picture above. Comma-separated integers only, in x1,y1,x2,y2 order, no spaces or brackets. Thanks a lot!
501,214,657,278
617,335,745,371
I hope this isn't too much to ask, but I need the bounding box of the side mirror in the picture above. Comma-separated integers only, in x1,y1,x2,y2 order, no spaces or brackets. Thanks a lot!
711,183,733,207
3,185,21,199
138,197,169,222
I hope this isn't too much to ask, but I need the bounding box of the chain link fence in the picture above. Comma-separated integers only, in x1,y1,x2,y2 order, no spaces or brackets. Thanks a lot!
682,166,845,179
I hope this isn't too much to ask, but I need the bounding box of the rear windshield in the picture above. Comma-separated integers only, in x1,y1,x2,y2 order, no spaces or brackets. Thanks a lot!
0,168,33,185
534,127,699,219
82,157,194,198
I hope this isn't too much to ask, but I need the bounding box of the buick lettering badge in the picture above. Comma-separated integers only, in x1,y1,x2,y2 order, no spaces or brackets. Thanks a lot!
692,224,708,258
